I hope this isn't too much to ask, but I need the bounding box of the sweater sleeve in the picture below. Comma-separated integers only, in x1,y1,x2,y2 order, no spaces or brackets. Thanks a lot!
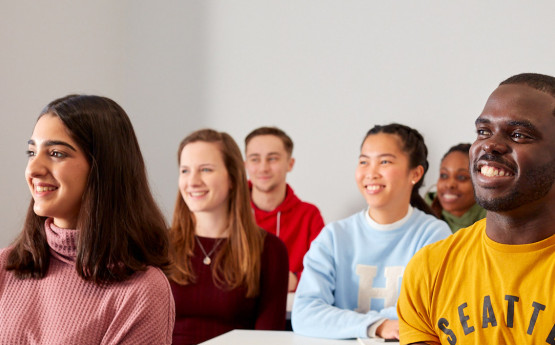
101,267,176,345
292,228,384,339
254,233,289,330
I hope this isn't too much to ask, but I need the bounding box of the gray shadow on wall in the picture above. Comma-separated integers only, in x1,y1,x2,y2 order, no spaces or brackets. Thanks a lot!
119,2,210,224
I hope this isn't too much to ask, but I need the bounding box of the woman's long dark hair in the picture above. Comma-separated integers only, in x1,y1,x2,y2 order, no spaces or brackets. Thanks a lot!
364,123,435,216
6,95,170,284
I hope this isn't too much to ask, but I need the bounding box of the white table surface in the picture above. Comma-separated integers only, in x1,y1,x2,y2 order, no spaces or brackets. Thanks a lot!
198,330,399,345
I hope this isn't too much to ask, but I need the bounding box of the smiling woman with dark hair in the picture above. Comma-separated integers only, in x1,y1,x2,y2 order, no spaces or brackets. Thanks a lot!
292,123,451,341
426,143,486,233
0,95,175,344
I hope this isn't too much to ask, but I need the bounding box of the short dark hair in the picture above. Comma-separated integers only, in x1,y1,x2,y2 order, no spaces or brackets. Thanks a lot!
245,126,294,156
442,143,471,161
364,123,434,216
500,73,555,116
7,95,169,285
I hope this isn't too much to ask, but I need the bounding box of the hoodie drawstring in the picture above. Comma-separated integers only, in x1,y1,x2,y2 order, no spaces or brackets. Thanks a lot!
276,211,281,238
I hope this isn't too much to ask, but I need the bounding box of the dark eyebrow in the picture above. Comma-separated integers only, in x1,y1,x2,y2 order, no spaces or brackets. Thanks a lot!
509,120,542,139
507,120,537,131
474,117,542,139
475,117,490,125
27,139,77,152
475,117,537,130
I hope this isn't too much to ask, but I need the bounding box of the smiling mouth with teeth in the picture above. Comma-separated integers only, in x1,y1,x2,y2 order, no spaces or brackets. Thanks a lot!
480,166,513,177
36,186,57,192
366,185,383,191
441,194,459,201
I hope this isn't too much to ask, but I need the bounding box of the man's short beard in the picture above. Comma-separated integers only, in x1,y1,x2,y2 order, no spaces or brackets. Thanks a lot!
475,160,555,212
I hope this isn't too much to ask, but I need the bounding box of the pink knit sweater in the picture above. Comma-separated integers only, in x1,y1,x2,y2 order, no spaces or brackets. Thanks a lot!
0,218,175,344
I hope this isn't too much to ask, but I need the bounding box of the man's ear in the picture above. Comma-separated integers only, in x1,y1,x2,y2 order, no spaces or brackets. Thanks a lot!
288,157,295,172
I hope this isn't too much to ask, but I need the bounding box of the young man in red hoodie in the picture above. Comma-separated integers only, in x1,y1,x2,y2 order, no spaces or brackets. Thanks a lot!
245,127,325,292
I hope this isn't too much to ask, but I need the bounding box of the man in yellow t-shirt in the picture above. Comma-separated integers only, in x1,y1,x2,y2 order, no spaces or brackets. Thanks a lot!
397,73,555,345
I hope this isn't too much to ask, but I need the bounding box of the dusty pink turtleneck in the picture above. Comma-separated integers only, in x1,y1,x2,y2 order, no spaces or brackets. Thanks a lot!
0,218,175,344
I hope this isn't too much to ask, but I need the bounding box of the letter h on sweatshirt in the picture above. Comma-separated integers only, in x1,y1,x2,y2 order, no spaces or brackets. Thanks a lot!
355,265,404,313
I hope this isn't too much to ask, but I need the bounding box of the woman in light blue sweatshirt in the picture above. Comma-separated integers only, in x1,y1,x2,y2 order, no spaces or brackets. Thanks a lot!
292,123,451,341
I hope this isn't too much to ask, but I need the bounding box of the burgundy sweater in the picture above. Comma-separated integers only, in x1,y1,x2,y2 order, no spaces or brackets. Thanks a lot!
0,218,175,344
170,231,289,344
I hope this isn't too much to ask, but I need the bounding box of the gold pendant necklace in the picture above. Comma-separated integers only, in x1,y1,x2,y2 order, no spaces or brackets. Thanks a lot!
195,236,224,265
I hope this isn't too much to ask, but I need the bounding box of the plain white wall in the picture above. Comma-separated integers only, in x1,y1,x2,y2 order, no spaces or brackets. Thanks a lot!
1,1,554,247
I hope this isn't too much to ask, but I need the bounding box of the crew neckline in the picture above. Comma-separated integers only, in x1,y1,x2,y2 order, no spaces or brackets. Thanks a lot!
365,205,414,231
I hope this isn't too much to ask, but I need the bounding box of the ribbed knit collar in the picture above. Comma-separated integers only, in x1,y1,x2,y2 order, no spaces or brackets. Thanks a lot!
45,218,78,264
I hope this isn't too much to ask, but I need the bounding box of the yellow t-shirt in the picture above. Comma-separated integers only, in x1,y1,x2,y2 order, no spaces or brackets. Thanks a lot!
397,219,555,344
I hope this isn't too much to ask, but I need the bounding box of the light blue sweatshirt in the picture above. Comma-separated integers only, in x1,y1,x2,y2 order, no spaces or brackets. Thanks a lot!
291,207,451,339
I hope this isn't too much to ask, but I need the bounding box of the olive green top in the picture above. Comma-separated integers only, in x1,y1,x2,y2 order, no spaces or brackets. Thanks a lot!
425,192,487,233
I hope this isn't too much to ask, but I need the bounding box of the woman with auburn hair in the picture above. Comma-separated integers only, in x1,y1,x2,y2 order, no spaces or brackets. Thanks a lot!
0,95,174,344
168,129,289,345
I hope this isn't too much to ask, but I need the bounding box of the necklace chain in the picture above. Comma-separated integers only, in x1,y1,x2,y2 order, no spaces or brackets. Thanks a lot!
195,236,224,265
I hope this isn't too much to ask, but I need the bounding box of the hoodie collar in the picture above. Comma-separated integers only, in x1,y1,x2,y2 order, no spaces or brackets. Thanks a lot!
249,182,301,214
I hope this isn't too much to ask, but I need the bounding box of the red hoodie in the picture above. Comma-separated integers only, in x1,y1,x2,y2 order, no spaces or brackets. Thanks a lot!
250,183,324,285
